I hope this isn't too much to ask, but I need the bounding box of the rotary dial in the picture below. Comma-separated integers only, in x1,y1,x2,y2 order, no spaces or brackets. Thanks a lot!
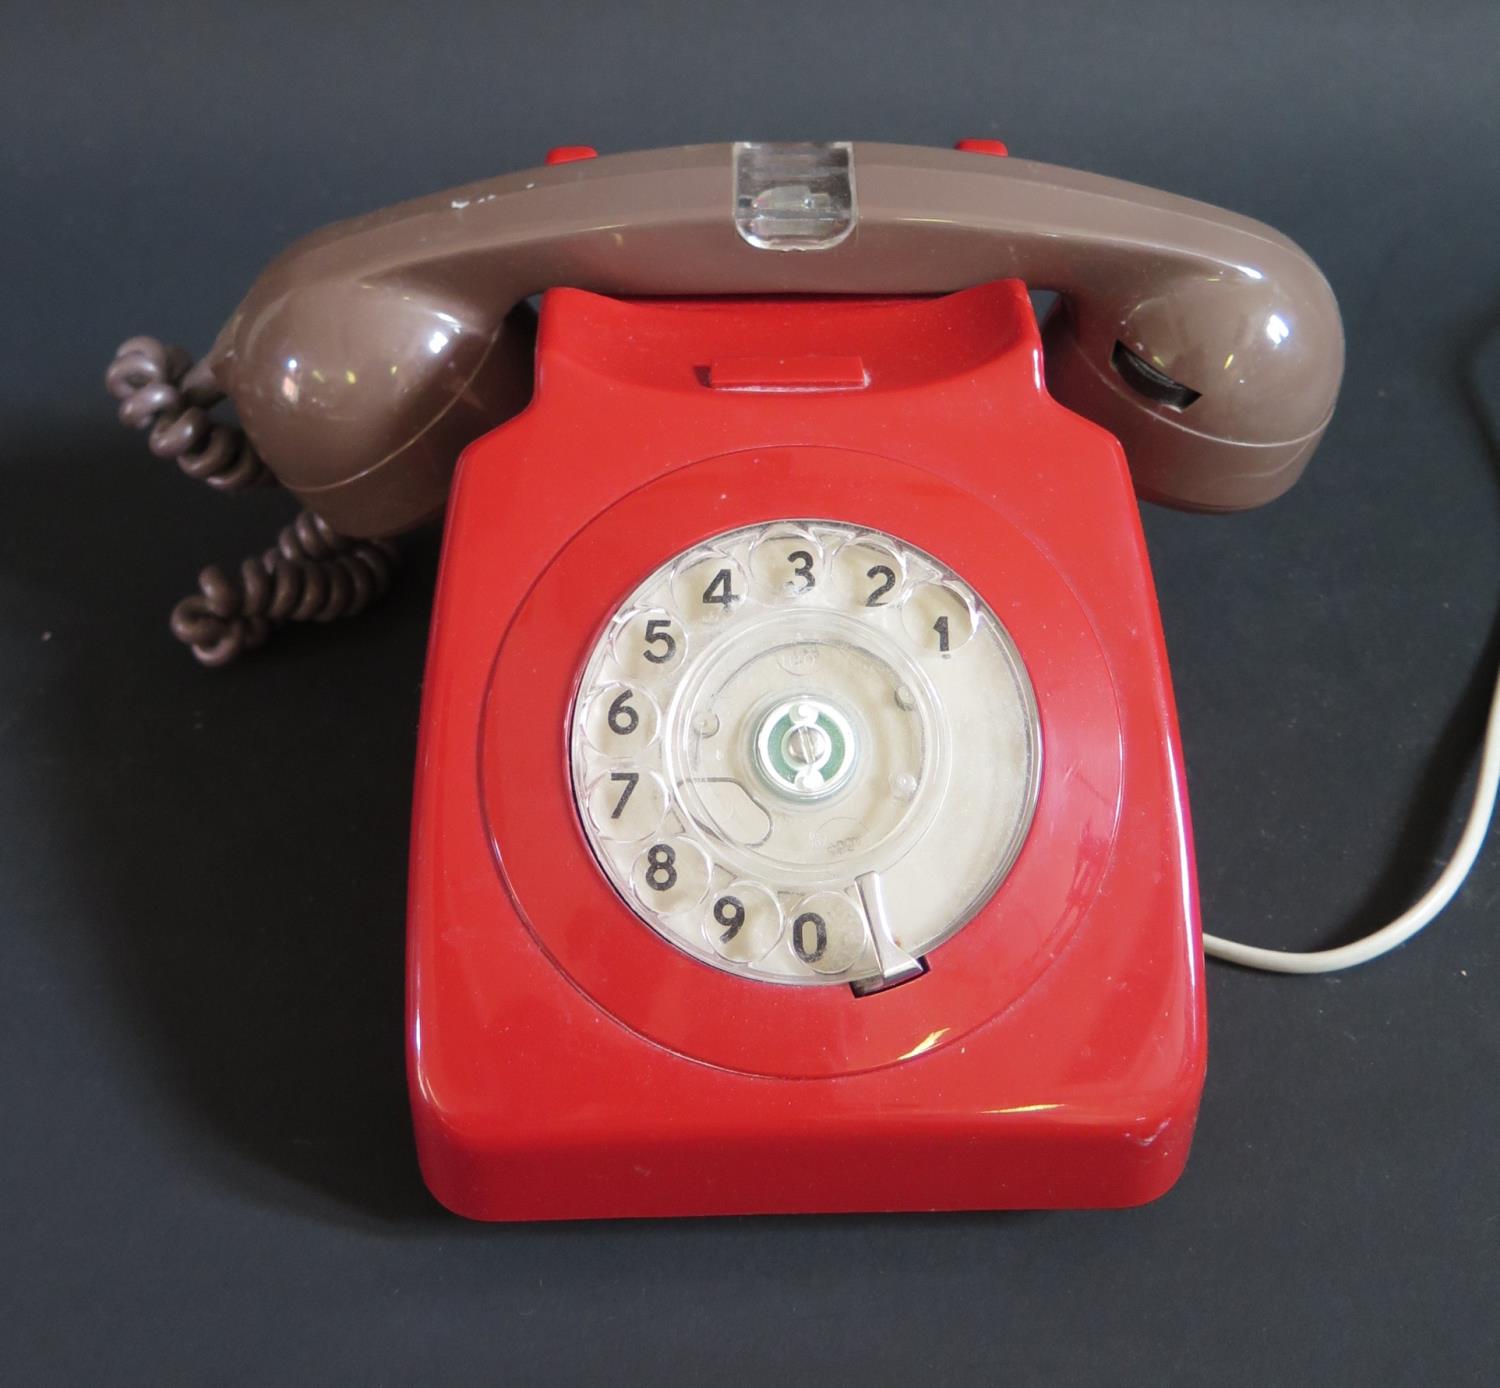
569,521,1040,991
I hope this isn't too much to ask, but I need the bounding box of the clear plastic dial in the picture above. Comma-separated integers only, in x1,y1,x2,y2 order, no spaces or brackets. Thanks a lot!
569,521,1041,990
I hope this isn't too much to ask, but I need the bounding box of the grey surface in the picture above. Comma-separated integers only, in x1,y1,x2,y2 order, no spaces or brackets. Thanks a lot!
3,2,1498,1383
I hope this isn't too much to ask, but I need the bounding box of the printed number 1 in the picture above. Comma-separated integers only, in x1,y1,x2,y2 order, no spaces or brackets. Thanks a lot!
933,615,950,652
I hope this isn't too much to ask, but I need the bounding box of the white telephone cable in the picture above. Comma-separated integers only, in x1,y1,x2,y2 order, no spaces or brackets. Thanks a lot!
1203,661,1500,973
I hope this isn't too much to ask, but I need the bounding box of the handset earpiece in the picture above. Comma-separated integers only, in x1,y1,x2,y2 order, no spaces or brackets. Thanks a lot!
1040,254,1343,511
208,287,536,537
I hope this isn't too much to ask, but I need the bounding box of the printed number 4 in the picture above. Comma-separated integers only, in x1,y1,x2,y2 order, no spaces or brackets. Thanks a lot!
702,568,738,607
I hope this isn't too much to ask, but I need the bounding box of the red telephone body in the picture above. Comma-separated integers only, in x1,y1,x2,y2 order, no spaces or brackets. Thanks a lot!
408,277,1205,1220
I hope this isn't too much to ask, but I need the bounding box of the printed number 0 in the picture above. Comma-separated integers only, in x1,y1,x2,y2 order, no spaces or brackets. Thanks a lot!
792,911,828,964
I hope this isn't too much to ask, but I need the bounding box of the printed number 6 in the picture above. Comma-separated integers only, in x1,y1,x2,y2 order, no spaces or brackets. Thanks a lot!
607,689,639,735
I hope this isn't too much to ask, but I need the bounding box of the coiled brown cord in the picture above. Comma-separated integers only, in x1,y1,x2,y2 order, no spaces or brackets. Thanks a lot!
168,511,399,667
105,336,401,665
106,336,269,491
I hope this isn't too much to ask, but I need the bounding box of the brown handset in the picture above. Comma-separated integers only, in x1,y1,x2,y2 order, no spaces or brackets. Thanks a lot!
106,140,1343,659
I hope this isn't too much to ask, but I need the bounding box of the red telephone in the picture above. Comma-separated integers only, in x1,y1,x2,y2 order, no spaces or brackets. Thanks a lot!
106,141,1497,1221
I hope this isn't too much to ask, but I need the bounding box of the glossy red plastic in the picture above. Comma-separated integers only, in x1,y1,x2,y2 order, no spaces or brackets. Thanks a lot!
543,144,598,165
954,137,1009,156
407,280,1206,1221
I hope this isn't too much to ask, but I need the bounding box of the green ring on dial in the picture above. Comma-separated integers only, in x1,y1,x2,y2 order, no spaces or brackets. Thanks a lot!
764,710,847,786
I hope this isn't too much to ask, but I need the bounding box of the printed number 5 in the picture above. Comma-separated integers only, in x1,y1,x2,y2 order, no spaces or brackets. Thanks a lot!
643,618,677,664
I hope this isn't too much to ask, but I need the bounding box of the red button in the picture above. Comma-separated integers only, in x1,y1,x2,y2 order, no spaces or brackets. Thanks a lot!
954,138,1008,157
545,145,599,165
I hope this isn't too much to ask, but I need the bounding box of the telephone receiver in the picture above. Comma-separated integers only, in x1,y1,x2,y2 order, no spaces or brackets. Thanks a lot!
185,141,1342,539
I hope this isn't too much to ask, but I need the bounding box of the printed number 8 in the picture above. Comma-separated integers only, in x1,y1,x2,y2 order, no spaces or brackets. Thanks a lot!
645,843,678,892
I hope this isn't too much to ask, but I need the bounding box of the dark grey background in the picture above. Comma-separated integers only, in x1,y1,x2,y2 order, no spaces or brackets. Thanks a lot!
4,1,1498,1382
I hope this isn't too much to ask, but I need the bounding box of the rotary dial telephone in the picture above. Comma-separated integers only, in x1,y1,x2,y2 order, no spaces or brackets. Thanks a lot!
107,141,1499,1221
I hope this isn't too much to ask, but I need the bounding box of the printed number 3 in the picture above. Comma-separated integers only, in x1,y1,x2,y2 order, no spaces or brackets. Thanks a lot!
787,549,815,593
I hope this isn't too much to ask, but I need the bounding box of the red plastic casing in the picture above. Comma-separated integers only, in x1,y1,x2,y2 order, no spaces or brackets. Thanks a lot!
407,280,1206,1221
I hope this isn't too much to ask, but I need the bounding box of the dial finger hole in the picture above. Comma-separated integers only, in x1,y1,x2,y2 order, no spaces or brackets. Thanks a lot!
611,607,685,678
582,681,661,755
586,769,667,842
749,526,823,601
631,837,711,914
704,882,783,963
901,581,977,655
787,891,868,974
833,536,906,610
671,549,748,623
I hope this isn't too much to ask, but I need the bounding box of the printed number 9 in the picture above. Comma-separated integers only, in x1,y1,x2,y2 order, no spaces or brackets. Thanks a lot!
713,894,745,943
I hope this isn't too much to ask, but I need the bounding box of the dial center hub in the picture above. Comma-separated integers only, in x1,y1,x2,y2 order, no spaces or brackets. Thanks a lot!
754,697,857,799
